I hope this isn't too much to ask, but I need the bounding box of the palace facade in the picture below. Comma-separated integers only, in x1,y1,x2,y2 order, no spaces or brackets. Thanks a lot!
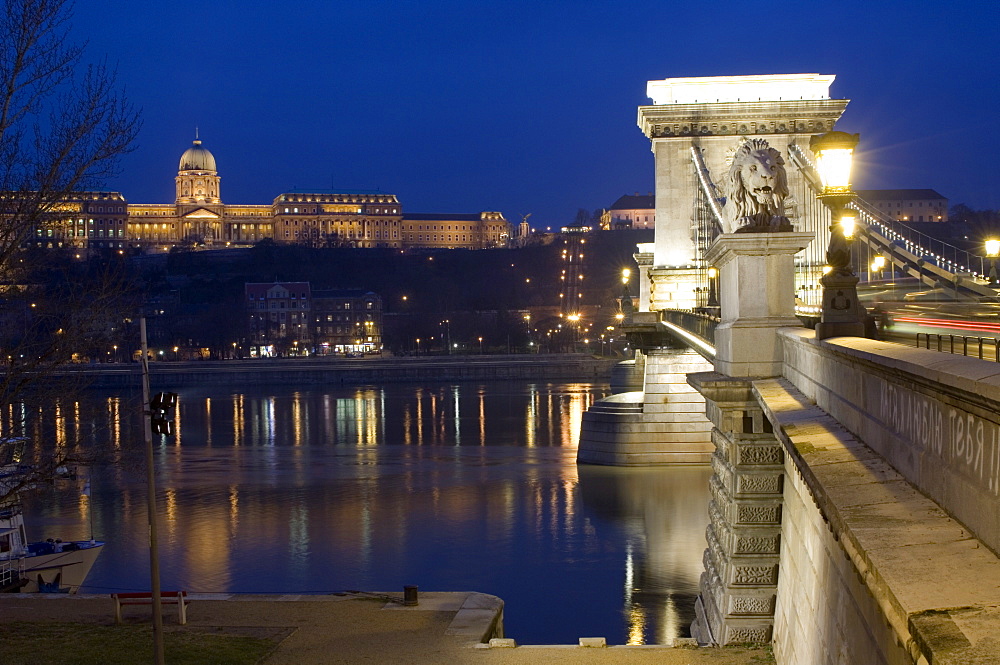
27,137,510,251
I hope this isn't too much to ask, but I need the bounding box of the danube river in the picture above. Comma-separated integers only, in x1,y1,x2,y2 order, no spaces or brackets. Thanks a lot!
17,380,710,645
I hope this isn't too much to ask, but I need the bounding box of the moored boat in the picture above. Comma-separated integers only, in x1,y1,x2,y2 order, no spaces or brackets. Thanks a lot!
1,440,104,593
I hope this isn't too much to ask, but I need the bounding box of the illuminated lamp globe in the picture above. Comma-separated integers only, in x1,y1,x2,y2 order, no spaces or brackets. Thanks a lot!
986,239,1000,258
840,213,857,239
809,131,859,193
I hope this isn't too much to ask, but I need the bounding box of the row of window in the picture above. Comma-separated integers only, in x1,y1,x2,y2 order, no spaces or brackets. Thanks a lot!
875,201,945,211
282,219,398,226
36,228,125,238
247,298,373,311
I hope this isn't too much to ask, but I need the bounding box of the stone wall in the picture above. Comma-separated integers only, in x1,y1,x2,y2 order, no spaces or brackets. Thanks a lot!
754,330,1000,665
779,328,1000,555
44,355,618,390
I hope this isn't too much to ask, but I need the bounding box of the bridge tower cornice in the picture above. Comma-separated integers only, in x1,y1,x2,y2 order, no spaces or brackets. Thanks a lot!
638,98,850,140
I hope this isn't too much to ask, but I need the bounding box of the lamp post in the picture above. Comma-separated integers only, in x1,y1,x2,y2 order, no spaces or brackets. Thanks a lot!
620,269,633,323
811,131,867,340
707,266,719,308
986,239,1000,287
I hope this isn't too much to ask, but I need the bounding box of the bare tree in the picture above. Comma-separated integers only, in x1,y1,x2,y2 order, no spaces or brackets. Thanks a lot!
0,0,141,502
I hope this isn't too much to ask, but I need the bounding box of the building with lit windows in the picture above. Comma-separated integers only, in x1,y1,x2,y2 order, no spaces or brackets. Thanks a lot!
125,137,507,251
856,189,949,222
245,282,312,357
16,191,128,250
401,212,509,249
245,282,382,356
273,191,403,248
311,289,382,354
608,193,655,229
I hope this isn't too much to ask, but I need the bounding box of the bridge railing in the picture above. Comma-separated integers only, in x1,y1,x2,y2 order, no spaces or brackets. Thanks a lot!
851,198,988,280
660,309,719,345
788,143,989,282
915,332,1000,360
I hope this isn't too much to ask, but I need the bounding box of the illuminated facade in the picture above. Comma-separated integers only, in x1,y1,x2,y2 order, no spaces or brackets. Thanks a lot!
400,212,509,249
17,191,128,250
125,138,508,251
855,189,948,222
608,193,655,229
18,138,509,251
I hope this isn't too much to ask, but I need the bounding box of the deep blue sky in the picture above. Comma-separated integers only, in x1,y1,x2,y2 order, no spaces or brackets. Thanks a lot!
72,0,998,225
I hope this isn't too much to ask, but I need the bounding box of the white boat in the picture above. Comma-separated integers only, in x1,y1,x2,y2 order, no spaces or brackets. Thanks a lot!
1,440,104,593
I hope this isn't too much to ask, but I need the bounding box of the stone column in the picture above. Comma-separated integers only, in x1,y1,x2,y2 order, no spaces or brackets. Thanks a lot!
687,373,784,645
634,245,654,312
705,233,813,378
688,231,811,645
649,266,700,312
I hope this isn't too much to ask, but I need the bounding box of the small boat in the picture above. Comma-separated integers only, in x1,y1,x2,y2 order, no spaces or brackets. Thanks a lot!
1,440,104,593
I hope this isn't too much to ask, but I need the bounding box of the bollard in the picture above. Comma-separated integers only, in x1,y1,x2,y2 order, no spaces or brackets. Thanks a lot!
403,585,419,606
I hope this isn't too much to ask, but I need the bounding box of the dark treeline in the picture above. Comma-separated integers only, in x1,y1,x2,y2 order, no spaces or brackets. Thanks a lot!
55,230,652,357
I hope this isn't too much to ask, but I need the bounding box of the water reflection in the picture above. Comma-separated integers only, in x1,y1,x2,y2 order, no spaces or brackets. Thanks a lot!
14,381,710,645
578,465,711,644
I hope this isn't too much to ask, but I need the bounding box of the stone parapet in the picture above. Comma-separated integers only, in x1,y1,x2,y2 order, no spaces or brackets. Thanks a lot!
755,376,1000,665
779,327,1000,556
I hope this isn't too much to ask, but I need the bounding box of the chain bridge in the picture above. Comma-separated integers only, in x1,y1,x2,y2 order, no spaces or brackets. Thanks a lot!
577,74,1000,665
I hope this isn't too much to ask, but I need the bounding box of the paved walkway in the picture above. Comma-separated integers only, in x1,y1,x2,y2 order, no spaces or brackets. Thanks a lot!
1,592,774,664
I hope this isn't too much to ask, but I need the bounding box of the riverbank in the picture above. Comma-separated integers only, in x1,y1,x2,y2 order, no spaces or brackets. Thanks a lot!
40,353,619,389
1,592,774,664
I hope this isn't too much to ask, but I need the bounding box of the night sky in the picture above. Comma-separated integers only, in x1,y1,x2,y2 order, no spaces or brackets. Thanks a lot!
72,0,999,226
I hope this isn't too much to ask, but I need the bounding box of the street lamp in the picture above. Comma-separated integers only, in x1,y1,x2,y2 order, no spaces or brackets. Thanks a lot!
870,255,886,280
415,338,421,356
810,131,867,340
619,269,634,323
478,336,483,354
986,239,1000,287
707,266,719,308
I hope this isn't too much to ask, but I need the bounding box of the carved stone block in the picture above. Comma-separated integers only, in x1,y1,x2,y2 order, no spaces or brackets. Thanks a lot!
736,443,783,466
732,564,778,586
737,473,782,495
735,534,780,555
729,594,776,616
725,625,772,644
737,504,781,525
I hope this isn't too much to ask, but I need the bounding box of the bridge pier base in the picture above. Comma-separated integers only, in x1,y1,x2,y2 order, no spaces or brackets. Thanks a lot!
688,372,785,645
577,348,713,465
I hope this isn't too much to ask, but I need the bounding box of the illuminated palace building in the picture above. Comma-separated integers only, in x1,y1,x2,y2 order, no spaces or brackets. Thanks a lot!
30,137,509,251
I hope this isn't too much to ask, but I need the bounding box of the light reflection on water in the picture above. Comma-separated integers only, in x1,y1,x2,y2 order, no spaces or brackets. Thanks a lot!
14,381,710,645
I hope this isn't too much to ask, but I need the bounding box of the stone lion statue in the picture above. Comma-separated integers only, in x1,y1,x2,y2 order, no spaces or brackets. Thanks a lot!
724,138,792,233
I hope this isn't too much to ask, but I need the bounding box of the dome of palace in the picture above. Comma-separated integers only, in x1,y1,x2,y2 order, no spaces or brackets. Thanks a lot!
178,139,217,172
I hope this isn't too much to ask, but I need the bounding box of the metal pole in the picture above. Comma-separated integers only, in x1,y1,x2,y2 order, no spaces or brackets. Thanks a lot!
140,317,165,665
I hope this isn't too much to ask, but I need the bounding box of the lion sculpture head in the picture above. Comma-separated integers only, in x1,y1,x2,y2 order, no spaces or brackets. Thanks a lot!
724,138,791,233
